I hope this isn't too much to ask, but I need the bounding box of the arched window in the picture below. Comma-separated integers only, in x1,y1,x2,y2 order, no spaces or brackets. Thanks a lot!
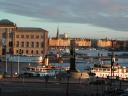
31,42,34,48
41,42,44,48
36,42,39,47
26,42,29,47
16,41,19,47
31,50,33,54
36,50,38,54
26,50,28,54
21,42,24,47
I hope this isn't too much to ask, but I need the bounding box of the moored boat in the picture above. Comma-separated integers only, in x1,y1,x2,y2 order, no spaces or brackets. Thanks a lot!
91,64,128,80
21,56,67,77
21,65,67,77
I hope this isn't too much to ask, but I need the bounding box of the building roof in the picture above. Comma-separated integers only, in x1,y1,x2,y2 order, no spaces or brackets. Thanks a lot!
0,19,15,27
17,27,48,32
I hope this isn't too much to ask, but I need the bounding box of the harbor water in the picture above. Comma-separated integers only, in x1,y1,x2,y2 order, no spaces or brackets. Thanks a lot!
0,50,128,74
0,58,128,75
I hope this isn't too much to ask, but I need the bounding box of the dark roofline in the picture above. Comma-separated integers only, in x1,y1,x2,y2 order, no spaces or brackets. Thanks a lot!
17,27,48,32
0,19,15,26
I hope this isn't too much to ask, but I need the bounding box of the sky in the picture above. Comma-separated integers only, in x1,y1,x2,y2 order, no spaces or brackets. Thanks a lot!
0,0,128,40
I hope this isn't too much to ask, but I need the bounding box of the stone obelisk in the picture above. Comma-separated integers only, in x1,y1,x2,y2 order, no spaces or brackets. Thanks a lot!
69,40,77,72
69,40,89,79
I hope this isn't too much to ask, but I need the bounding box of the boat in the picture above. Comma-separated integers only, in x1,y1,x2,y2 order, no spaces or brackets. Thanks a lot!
89,53,128,80
21,64,68,77
1,54,43,63
91,64,128,80
21,57,67,77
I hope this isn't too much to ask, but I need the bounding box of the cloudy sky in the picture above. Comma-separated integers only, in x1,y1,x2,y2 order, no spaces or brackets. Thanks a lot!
0,0,128,39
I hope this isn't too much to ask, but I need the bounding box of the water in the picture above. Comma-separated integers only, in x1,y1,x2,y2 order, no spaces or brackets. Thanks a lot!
0,57,128,74
1,49,128,74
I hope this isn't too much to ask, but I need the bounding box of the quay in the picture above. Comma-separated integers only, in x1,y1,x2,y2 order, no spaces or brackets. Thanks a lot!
0,77,128,96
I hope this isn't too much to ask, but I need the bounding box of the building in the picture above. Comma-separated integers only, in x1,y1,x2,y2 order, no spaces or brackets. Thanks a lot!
49,38,70,49
0,19,48,57
74,38,91,48
97,39,112,49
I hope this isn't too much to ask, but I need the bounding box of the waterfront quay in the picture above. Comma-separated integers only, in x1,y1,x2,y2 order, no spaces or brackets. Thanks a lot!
0,77,128,96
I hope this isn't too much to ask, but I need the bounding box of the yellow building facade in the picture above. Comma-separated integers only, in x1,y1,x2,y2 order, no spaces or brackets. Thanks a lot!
49,38,70,48
49,38,91,49
97,39,112,48
0,19,48,57
74,39,91,48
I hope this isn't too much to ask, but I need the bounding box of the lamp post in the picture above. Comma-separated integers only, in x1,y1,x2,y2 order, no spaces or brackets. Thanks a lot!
10,55,13,78
18,53,19,75
18,49,22,75
5,54,8,73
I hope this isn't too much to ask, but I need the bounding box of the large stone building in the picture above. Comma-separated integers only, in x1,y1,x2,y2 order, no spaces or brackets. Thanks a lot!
74,38,91,48
97,39,112,49
49,38,91,49
0,19,48,57
49,38,70,49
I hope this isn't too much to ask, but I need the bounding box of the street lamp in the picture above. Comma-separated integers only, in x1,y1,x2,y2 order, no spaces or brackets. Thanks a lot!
5,54,8,73
18,49,22,75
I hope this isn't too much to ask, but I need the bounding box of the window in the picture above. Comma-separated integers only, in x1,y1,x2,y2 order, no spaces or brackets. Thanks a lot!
26,42,29,47
36,35,39,39
36,50,38,54
2,32,6,38
41,42,44,48
16,35,19,38
26,50,28,54
31,50,33,54
21,42,24,47
103,69,106,71
16,41,19,47
16,50,18,54
31,42,34,48
36,42,39,47
31,35,34,39
9,41,13,47
41,50,43,54
9,32,13,38
26,35,29,38
21,35,24,38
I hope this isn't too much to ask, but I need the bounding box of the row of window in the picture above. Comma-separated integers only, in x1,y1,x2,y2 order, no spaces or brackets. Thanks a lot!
16,41,44,48
99,74,128,77
95,68,126,73
16,34,43,39
16,49,43,54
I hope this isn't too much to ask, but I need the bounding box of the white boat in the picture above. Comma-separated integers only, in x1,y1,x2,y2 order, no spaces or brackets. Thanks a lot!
91,64,128,80
21,65,67,77
2,54,43,63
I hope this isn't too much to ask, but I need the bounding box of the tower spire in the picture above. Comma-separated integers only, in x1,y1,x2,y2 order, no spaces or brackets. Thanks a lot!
56,26,59,39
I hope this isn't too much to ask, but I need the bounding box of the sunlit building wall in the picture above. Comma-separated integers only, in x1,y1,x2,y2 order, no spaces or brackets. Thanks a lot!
74,39,91,48
49,38,70,49
0,19,48,57
97,39,112,48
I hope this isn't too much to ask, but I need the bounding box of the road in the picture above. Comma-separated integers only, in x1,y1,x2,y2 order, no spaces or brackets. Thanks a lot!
0,78,127,96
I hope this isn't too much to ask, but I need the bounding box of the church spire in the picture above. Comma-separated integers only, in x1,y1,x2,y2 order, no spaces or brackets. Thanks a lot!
56,26,59,39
